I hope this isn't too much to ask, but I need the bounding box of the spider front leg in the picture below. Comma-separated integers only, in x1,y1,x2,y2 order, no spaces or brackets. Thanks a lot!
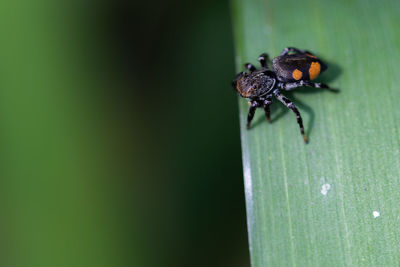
246,101,261,129
244,63,257,73
258,53,270,69
280,81,338,92
280,47,312,56
273,89,308,143
263,97,272,122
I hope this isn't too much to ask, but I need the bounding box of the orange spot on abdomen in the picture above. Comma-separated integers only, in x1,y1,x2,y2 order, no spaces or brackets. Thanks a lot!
292,69,303,80
309,62,321,80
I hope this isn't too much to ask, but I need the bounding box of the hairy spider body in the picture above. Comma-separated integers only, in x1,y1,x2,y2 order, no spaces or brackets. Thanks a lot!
232,47,336,143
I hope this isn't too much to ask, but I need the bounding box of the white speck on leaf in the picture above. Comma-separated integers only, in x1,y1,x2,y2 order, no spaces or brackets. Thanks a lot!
373,211,380,218
321,183,331,195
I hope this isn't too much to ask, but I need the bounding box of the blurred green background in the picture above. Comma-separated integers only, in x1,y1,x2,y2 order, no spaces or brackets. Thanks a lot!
0,0,249,266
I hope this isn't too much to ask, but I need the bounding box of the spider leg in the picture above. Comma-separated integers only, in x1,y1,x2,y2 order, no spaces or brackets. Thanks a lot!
244,63,257,73
258,53,270,69
280,81,338,92
263,97,273,122
280,47,313,56
273,89,308,143
246,101,260,129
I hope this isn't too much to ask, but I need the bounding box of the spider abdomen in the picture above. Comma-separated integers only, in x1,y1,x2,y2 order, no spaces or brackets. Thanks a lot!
272,54,327,82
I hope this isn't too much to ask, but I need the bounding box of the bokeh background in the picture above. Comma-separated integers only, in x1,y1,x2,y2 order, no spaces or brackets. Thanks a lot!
0,0,249,266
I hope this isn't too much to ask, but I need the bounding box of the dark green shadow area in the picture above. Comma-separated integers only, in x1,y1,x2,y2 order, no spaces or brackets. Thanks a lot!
0,0,248,267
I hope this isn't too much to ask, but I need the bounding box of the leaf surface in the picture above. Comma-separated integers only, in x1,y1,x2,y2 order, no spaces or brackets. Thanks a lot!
232,0,400,265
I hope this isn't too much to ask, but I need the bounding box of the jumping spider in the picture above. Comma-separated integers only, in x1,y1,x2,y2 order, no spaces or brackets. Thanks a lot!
232,47,337,143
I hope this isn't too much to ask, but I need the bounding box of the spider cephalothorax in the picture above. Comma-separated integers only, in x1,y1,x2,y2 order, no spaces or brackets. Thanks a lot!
233,70,276,98
232,47,337,143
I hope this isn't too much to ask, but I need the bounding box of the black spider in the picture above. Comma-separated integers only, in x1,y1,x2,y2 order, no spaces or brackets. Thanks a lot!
232,47,337,143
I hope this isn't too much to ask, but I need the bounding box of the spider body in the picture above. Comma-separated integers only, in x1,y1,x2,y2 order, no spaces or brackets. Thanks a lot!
232,47,336,143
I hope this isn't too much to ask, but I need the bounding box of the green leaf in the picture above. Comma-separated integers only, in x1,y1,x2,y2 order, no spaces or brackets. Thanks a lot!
231,0,400,266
